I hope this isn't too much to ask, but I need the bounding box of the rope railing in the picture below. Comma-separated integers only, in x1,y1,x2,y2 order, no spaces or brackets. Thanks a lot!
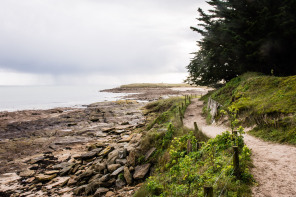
218,169,234,197
213,153,235,186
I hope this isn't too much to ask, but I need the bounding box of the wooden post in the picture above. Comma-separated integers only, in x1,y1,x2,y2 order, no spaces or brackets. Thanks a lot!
204,186,213,197
187,140,192,154
233,146,241,179
179,107,183,125
194,122,199,135
232,130,238,145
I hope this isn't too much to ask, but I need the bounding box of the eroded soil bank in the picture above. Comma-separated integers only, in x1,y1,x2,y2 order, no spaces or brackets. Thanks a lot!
184,98,296,197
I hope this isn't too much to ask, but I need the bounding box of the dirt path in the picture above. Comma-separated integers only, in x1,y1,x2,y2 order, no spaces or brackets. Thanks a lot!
183,98,296,197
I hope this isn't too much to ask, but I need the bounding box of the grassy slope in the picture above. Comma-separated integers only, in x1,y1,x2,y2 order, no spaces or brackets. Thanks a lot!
209,73,296,144
135,96,253,196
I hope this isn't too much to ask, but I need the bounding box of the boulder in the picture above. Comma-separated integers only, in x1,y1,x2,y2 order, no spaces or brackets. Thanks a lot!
118,148,127,159
115,178,126,188
67,176,77,186
99,146,114,157
124,166,133,185
107,164,121,173
127,150,136,166
77,168,94,181
85,181,101,195
93,187,109,197
99,174,111,182
116,159,127,165
19,170,35,177
105,191,115,197
107,150,119,164
52,162,72,170
89,173,102,183
73,185,87,196
60,163,75,176
44,170,59,175
133,163,151,179
145,147,156,161
93,161,106,173
74,148,102,160
111,166,124,176
35,174,57,182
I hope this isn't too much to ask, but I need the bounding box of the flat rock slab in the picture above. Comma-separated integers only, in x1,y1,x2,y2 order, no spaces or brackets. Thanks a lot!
74,148,102,160
54,136,91,145
111,166,124,176
133,163,151,179
145,147,156,161
35,174,57,182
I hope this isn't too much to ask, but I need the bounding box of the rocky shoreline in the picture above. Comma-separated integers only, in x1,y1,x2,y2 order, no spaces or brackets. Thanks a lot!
0,86,208,197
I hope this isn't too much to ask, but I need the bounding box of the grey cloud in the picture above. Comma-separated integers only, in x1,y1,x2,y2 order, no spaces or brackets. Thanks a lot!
0,0,208,77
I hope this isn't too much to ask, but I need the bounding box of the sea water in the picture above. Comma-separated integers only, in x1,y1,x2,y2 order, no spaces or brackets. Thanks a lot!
0,85,125,112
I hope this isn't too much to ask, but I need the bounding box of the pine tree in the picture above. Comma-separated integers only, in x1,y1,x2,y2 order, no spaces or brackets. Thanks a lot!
187,0,296,86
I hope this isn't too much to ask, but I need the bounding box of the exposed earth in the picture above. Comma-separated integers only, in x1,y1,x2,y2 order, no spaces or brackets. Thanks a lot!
183,98,296,197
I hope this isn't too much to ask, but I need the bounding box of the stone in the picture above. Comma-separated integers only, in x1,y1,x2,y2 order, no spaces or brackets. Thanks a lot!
114,129,126,134
44,170,60,175
130,133,142,144
99,174,110,182
111,166,124,176
19,170,35,177
60,163,75,176
27,156,45,164
89,173,102,183
145,147,156,161
107,150,119,164
105,191,115,197
99,146,114,157
93,161,106,173
102,127,115,133
107,164,121,173
118,148,127,159
129,166,134,172
127,150,136,166
124,166,133,185
70,163,80,174
77,169,94,181
67,176,77,186
45,177,70,189
85,181,101,195
73,185,87,196
93,187,109,197
133,163,151,179
115,159,127,165
52,162,72,170
35,174,57,182
115,178,126,188
74,148,102,160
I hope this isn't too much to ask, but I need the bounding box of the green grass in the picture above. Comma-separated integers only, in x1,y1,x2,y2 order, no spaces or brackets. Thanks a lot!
135,96,253,196
207,72,296,145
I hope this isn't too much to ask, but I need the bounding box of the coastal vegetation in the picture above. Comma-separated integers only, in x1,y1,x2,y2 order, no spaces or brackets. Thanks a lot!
187,0,296,86
135,96,253,196
204,73,296,145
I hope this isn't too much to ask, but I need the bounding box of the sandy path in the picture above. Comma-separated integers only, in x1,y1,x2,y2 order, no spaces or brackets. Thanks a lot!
183,98,296,197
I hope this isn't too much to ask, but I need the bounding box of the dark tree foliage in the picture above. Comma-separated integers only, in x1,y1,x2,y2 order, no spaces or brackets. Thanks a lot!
187,0,296,86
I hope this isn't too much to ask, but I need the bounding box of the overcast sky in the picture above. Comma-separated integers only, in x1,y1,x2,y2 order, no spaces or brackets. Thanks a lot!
0,0,208,86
